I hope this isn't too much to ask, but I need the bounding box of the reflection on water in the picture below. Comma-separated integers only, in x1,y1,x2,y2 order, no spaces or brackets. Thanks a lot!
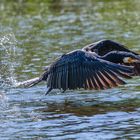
0,0,140,139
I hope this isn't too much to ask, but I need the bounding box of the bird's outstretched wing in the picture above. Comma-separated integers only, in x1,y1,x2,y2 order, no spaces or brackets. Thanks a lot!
82,39,138,56
45,50,133,93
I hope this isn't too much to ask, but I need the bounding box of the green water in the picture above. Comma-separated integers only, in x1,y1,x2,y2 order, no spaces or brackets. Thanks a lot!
0,0,140,139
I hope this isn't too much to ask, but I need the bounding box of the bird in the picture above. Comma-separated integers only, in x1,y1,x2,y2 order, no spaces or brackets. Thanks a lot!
83,39,140,75
17,38,140,94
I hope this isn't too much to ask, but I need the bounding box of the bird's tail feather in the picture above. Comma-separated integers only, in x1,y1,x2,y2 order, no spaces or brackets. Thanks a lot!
16,77,42,87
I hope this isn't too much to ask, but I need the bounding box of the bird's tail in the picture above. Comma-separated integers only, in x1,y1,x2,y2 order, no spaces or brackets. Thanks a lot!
16,77,42,87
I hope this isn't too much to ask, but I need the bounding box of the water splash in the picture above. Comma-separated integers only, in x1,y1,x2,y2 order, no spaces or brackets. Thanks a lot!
0,33,19,89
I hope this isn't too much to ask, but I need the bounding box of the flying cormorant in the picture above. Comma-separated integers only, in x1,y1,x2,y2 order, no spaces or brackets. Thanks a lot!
19,40,140,94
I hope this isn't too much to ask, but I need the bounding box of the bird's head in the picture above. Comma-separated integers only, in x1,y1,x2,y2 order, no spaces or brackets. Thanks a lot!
123,57,139,63
103,51,140,64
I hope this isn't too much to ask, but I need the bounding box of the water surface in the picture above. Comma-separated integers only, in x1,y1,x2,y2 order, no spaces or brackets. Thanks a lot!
0,0,140,139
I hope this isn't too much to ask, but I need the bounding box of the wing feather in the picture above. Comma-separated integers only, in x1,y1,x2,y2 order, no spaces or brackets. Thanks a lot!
97,71,111,88
82,39,137,56
45,50,133,92
101,70,118,87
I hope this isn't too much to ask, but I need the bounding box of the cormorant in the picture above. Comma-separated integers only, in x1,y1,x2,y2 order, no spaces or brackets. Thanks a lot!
19,40,140,94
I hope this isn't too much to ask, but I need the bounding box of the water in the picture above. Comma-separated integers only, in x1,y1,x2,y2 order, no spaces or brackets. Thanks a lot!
0,0,140,139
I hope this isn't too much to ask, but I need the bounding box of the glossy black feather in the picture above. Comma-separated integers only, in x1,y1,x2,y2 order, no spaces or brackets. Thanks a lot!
83,39,140,76
20,40,140,94
83,39,138,56
42,50,133,93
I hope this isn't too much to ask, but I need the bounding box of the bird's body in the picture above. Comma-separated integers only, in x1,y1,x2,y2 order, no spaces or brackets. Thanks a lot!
19,39,140,94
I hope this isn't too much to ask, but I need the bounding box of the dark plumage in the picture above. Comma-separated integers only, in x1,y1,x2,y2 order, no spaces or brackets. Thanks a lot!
18,39,140,94
19,49,135,94
83,39,140,75
82,39,138,56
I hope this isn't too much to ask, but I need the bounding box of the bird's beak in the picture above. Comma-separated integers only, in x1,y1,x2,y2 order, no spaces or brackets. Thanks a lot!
123,57,140,63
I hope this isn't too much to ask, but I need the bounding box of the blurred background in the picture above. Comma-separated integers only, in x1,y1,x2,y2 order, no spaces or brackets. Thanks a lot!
0,0,140,139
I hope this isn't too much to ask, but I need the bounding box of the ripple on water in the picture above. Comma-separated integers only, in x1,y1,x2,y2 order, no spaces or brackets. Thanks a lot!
0,85,139,139
0,0,140,139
